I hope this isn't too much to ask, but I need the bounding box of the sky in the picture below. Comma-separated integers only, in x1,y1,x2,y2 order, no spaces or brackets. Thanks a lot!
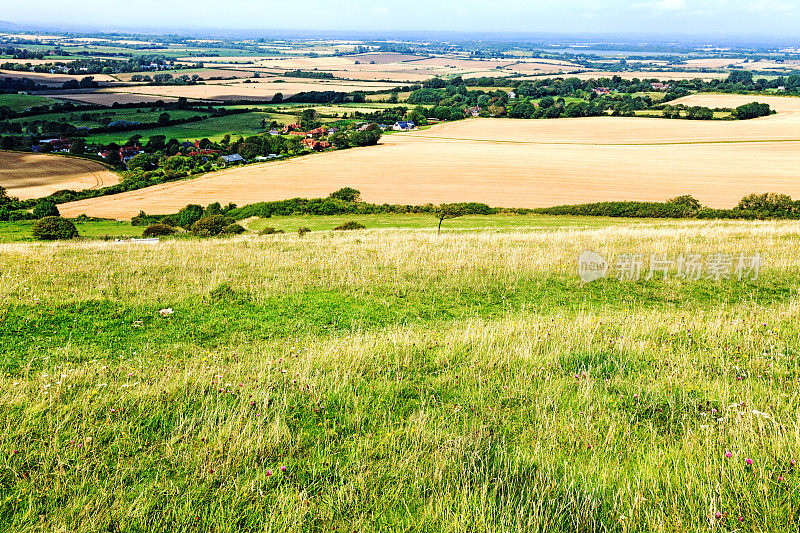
4,0,800,38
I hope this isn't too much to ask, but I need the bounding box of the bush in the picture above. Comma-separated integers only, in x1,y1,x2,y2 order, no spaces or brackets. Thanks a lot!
333,221,366,231
32,216,78,240
191,215,234,236
259,227,285,235
177,204,205,229
143,224,177,237
297,227,311,237
222,223,245,235
32,201,59,219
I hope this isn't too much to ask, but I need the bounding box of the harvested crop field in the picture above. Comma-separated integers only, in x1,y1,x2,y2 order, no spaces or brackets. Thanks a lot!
40,91,181,106
106,79,402,101
0,151,120,200
61,95,800,219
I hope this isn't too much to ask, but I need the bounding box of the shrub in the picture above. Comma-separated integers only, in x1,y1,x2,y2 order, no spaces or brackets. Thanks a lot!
32,216,78,240
143,224,177,237
191,215,233,236
222,223,245,235
177,204,205,229
259,227,285,235
297,227,311,236
32,201,59,219
333,221,366,231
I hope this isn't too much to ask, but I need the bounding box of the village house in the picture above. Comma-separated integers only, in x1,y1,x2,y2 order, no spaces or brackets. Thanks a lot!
302,138,331,151
393,121,416,131
466,106,481,117
650,82,672,91
593,87,612,96
308,126,328,137
119,145,144,162
39,138,73,152
282,123,302,134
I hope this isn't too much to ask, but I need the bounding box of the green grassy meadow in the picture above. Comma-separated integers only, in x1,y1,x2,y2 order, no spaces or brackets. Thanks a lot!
0,220,144,243
85,111,293,144
0,93,59,111
1,218,799,531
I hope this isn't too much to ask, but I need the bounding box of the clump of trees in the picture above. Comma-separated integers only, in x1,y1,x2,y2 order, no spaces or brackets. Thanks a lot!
330,124,382,148
531,193,800,219
32,217,78,240
191,215,235,236
732,102,773,120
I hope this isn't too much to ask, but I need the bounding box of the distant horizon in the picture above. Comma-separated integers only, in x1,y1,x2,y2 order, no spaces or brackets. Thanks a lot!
2,0,800,43
2,21,800,48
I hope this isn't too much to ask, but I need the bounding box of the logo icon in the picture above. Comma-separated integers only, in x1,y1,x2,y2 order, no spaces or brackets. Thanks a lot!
578,251,608,283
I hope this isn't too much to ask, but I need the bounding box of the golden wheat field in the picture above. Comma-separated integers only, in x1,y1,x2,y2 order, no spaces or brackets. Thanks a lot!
0,151,120,200
60,94,800,219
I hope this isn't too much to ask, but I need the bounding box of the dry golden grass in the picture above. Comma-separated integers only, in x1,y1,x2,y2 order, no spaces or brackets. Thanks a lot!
61,99,800,219
0,151,120,200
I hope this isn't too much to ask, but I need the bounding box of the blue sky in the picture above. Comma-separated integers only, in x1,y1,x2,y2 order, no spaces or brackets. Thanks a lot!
5,0,800,37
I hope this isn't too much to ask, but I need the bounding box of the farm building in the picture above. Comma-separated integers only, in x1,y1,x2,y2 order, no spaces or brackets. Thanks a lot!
393,121,416,131
220,154,246,165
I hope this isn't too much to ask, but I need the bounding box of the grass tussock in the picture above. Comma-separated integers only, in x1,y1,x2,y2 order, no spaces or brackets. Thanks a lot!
0,220,799,531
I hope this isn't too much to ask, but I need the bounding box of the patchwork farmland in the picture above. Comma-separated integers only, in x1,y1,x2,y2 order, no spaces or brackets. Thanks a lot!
60,95,800,218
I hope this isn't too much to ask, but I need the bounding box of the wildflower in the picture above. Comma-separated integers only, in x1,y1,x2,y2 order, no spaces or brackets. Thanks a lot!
739,517,744,522
725,451,732,458
745,458,753,465
715,512,722,519
266,469,272,476
778,476,784,481
280,465,287,472
792,460,796,466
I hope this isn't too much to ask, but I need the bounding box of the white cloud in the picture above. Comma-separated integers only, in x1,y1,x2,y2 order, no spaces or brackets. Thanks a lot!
634,0,687,11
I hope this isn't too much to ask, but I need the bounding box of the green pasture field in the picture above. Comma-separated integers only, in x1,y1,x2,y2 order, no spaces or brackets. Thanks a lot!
7,108,208,129
1,218,799,531
0,220,144,242
84,111,294,144
0,93,59,111
244,213,654,233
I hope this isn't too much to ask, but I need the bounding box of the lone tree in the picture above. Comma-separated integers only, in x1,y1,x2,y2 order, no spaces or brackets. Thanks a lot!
433,203,467,234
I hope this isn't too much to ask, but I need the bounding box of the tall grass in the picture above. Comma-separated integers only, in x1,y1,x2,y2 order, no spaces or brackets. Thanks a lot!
0,219,799,531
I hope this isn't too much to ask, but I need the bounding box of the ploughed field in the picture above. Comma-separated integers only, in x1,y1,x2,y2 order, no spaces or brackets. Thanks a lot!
0,151,120,200
1,219,799,531
60,94,800,219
